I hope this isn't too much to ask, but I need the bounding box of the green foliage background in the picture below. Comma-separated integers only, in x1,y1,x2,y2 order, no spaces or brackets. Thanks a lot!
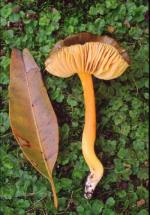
0,0,149,214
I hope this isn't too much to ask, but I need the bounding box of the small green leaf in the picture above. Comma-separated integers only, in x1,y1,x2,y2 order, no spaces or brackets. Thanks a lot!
92,200,104,214
105,0,118,9
103,208,115,215
77,205,84,213
118,148,128,159
39,15,50,26
129,27,143,40
0,112,10,134
106,197,115,207
15,199,30,209
1,4,12,18
67,97,78,107
138,209,149,215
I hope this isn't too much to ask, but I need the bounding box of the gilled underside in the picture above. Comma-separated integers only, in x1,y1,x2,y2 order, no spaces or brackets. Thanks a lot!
45,42,129,80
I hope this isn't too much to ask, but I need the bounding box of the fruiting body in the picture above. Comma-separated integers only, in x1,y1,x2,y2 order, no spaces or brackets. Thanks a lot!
45,32,130,198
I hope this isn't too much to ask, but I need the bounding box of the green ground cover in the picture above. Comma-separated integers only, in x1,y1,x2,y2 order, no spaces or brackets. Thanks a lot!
0,0,149,214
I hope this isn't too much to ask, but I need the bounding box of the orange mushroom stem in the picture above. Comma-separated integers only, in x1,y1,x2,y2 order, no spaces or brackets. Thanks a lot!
78,72,104,198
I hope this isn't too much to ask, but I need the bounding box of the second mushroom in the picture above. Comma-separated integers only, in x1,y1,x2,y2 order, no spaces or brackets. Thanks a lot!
45,32,130,199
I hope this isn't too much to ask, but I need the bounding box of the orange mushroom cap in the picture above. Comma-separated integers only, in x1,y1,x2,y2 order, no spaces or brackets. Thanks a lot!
45,32,130,79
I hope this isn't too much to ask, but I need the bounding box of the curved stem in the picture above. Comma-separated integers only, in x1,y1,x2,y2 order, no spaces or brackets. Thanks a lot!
78,72,104,199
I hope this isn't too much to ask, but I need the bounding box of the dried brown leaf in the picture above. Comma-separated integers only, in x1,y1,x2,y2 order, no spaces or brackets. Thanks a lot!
9,48,59,208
